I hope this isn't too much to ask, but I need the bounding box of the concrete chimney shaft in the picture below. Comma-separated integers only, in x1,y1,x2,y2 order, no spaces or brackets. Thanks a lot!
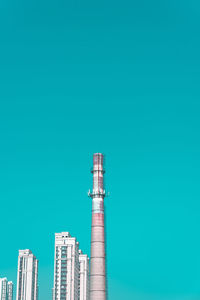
89,153,106,300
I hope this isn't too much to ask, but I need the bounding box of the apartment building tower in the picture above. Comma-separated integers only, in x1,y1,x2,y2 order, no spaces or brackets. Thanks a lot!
0,278,7,300
16,249,38,300
7,281,13,300
78,250,89,300
52,232,89,300
52,232,79,300
0,278,13,300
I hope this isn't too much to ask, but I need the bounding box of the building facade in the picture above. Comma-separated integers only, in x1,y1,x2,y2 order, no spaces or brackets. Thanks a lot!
7,281,13,300
78,250,89,300
0,278,13,300
0,278,7,300
52,232,89,300
16,249,38,300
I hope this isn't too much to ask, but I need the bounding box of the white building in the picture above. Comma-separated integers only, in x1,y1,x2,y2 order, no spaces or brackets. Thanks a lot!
78,250,89,300
0,278,13,300
52,232,79,300
52,232,89,300
7,281,13,300
0,278,7,300
16,249,38,300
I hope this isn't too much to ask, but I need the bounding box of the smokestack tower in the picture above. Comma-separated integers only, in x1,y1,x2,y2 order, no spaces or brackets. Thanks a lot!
89,153,106,300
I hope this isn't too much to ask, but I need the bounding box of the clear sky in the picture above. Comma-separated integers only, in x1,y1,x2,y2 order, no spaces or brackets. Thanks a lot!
0,1,200,300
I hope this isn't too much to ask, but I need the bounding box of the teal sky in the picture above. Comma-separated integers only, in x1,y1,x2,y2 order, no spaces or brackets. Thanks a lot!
1,1,200,299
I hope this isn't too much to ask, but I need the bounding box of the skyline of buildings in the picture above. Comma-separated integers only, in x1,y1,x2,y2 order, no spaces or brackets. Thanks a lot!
1,153,107,300
1,230,90,300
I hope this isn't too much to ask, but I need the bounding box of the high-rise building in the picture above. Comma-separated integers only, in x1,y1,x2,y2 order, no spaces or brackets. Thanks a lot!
0,278,13,300
7,281,13,300
78,250,89,300
52,233,89,300
52,232,80,300
89,153,107,300
16,249,38,300
0,278,8,300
